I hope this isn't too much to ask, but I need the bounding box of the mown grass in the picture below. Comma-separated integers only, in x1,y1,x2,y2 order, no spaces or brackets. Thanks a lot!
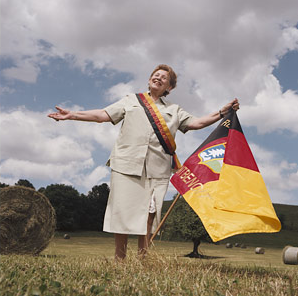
1,233,297,296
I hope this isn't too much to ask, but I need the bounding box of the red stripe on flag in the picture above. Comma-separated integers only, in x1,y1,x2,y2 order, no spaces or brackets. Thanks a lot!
224,129,259,172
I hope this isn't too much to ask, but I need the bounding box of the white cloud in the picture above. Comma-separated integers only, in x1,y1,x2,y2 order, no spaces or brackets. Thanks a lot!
240,75,298,133
266,188,297,205
0,158,93,181
249,143,298,202
1,0,298,203
0,108,93,163
276,26,298,56
2,0,298,118
0,107,116,190
0,86,15,95
175,129,208,162
78,165,110,191
1,59,40,83
105,83,136,103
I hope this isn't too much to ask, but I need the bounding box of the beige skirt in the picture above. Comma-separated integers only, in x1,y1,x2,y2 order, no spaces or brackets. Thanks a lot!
103,169,169,235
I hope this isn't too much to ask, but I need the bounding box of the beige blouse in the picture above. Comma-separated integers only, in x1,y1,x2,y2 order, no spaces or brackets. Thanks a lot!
104,93,194,178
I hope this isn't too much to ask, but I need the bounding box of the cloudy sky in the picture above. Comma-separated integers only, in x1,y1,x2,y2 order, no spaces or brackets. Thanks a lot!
1,0,298,205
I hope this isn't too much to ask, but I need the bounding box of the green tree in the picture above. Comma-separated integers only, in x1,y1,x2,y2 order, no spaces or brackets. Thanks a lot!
163,196,212,257
0,182,9,188
38,187,46,194
80,183,110,231
44,184,82,231
15,179,35,189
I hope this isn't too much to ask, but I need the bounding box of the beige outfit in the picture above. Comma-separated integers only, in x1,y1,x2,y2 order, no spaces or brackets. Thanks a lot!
103,93,194,235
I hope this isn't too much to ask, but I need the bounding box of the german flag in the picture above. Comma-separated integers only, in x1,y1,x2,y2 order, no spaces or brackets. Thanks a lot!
170,110,281,242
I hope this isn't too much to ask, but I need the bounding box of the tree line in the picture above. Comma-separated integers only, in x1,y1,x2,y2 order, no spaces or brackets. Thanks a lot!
0,179,109,232
1,178,294,257
0,179,214,256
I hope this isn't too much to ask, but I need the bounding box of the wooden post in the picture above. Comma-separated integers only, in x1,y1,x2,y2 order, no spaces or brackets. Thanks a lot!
150,192,180,244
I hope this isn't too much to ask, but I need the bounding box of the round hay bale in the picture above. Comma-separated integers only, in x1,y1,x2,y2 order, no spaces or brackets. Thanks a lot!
255,247,265,254
240,244,247,249
234,243,241,247
64,233,70,239
0,186,56,255
282,246,298,265
226,243,233,248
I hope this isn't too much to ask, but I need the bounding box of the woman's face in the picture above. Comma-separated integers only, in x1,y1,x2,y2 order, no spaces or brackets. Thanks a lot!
148,69,172,96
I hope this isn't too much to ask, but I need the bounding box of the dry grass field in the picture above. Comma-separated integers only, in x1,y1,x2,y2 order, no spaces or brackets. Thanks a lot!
1,232,297,295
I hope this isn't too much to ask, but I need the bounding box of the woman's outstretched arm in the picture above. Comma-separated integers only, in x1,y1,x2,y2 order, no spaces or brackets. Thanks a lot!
187,98,239,130
48,106,111,123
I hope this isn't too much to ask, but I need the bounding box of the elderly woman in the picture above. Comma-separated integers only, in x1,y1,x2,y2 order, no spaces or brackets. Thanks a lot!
48,64,239,260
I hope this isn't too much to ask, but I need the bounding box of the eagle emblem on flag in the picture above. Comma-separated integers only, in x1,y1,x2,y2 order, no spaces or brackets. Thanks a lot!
198,143,226,173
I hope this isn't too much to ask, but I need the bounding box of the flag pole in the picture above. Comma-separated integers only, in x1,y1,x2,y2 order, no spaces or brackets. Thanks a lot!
150,192,181,244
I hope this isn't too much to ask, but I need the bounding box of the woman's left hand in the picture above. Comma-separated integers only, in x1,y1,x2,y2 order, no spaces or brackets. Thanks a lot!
221,98,240,115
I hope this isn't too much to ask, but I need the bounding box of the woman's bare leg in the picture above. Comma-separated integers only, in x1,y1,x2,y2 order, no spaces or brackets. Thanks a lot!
114,233,128,260
138,213,156,257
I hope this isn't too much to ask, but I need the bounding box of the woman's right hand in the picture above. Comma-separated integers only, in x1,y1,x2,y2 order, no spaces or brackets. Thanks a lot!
48,106,71,121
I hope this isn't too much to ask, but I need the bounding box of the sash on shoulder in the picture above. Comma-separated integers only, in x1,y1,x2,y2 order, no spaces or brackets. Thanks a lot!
136,92,181,170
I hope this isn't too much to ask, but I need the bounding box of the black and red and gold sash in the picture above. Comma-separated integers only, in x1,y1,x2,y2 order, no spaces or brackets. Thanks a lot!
136,92,181,170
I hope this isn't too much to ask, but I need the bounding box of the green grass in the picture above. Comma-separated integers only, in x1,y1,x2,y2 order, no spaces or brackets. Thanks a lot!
1,232,297,295
47,232,297,269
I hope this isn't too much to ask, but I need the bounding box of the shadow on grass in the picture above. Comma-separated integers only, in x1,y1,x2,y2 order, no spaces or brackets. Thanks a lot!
182,252,224,259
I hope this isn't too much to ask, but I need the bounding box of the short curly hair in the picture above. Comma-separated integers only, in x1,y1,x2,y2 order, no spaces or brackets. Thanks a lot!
149,64,177,96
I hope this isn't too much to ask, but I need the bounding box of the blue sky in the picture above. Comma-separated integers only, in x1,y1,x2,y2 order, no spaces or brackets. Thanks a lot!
1,0,298,205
